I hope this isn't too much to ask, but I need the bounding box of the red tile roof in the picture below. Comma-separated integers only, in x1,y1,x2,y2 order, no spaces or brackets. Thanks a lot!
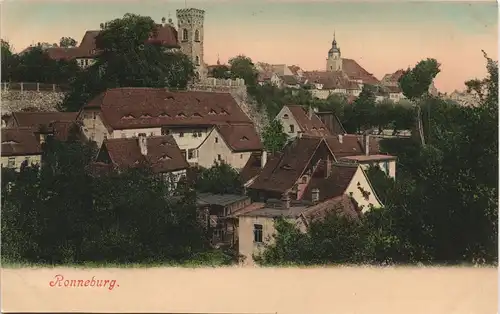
249,137,323,193
382,69,405,83
286,105,331,137
216,124,262,152
239,152,264,183
12,112,78,129
46,24,179,60
96,135,189,173
342,58,380,85
302,162,358,201
300,195,360,224
1,128,42,157
83,88,253,130
324,135,364,158
281,75,299,85
303,71,359,90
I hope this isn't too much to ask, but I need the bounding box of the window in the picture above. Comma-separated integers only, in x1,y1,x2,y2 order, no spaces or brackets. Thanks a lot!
182,29,188,41
161,128,170,135
217,154,222,161
195,30,200,42
179,132,184,137
93,112,96,119
181,150,187,160
103,134,107,140
195,56,200,65
188,149,196,160
84,59,89,66
283,114,289,119
240,154,243,159
253,224,263,243
7,157,15,168
301,176,307,184
215,137,218,143
121,132,126,138
197,132,202,137
150,132,154,136
289,124,294,133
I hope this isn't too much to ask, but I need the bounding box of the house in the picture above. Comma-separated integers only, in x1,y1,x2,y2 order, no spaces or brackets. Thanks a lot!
93,134,189,183
77,87,261,169
3,111,82,142
303,71,361,99
275,105,331,138
280,75,301,89
257,72,282,87
1,128,42,171
197,123,262,169
339,154,397,179
246,136,382,209
236,194,361,265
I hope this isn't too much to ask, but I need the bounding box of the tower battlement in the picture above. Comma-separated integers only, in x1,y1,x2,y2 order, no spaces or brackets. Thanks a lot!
176,8,205,22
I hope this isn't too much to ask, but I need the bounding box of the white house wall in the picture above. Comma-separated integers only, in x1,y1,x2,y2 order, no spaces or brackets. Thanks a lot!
197,127,253,170
275,106,301,139
344,167,382,212
1,155,42,171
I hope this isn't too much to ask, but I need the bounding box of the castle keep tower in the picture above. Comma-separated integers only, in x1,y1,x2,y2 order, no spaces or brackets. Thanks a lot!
326,32,342,72
176,8,207,79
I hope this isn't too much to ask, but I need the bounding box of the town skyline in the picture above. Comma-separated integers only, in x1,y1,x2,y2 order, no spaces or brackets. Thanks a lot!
1,0,498,93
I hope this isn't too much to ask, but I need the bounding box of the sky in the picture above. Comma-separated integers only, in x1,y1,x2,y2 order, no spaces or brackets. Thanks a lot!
1,0,498,93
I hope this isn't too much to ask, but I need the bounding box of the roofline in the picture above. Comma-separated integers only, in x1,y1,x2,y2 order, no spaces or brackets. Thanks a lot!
1,152,42,157
358,166,384,208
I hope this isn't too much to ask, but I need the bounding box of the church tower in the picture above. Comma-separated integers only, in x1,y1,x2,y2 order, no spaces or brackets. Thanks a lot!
326,32,342,72
176,8,207,79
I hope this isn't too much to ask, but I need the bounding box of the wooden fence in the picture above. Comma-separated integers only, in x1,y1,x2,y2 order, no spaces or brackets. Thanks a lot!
0,82,70,92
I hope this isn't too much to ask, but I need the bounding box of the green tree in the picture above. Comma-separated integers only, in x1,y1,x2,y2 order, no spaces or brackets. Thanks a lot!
211,65,231,79
1,39,15,81
262,119,288,154
61,13,195,112
59,37,78,48
195,162,244,195
228,55,258,86
351,84,377,132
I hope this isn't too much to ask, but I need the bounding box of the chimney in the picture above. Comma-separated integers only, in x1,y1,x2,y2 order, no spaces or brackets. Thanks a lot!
261,150,267,169
282,193,291,209
311,188,320,204
338,134,343,144
364,134,370,156
325,155,332,178
138,134,148,156
308,106,314,120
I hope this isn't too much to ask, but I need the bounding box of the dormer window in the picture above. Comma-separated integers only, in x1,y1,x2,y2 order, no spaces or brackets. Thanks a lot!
192,113,202,117
165,95,175,100
159,155,172,161
159,112,170,118
240,136,249,141
177,113,186,118
219,110,228,115
282,164,293,170
208,109,217,115
122,114,134,119
140,114,152,118
2,140,18,145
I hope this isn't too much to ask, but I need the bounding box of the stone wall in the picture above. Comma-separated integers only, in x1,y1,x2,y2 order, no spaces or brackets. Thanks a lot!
1,83,66,115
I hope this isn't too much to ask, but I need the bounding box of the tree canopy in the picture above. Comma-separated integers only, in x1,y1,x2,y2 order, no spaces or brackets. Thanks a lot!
228,55,258,86
59,37,78,48
262,119,288,154
194,162,244,195
61,13,195,112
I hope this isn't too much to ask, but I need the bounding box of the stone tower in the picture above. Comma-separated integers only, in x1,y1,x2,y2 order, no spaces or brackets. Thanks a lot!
326,32,342,72
176,8,207,79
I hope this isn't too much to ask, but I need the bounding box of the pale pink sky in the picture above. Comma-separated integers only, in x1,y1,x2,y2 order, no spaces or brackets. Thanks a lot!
1,1,498,93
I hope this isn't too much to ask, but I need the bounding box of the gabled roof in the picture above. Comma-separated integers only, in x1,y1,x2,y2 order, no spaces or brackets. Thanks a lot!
239,152,264,183
97,135,189,173
83,88,252,130
11,112,78,128
1,128,42,157
216,124,262,152
281,75,299,85
382,69,406,84
303,71,360,90
249,137,323,193
302,162,358,202
342,58,380,85
299,194,360,226
285,105,331,137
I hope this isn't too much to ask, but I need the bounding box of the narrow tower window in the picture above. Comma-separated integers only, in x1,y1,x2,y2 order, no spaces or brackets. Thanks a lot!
195,56,200,65
195,30,200,42
182,29,188,41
